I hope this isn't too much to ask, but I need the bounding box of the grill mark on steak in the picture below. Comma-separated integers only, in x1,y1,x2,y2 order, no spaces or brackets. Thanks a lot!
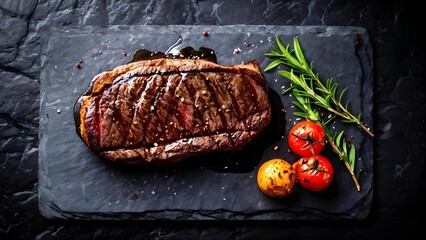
124,77,143,145
199,72,236,147
200,74,226,133
109,85,124,147
222,74,245,130
162,74,181,142
206,74,248,130
119,83,134,146
177,73,201,136
142,75,165,144
85,96,101,150
201,73,228,131
234,74,258,129
151,75,172,142
127,76,149,145
173,73,191,137
151,76,169,144
181,74,208,136
243,74,269,129
99,87,116,148
116,84,133,146
181,73,222,150
126,76,150,146
219,74,243,145
164,74,183,140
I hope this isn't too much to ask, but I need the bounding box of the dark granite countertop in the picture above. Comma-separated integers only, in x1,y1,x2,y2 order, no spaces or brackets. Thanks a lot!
1,1,425,239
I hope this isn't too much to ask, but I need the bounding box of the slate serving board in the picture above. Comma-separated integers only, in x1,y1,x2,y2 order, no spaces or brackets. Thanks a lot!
39,25,373,220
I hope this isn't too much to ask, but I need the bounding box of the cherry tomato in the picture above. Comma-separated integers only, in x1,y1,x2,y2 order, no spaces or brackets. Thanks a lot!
288,120,325,157
292,155,334,191
257,159,297,198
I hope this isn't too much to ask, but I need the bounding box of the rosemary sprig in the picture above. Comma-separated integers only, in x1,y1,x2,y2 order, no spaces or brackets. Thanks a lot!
320,121,360,191
265,36,374,138
264,36,368,191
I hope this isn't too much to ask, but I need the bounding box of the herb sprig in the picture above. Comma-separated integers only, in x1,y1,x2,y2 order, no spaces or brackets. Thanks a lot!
265,36,373,191
265,37,374,137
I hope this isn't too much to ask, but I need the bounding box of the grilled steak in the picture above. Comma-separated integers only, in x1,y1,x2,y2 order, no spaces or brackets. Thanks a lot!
75,58,271,164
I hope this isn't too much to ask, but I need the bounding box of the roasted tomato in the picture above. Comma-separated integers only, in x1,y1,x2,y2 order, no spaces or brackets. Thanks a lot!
257,159,297,198
292,155,334,191
288,120,325,157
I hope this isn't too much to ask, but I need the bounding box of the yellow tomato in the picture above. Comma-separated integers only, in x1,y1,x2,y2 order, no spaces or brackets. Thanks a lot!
257,159,297,198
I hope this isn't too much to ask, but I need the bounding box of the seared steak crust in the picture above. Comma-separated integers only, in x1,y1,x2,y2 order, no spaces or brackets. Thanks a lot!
75,58,271,164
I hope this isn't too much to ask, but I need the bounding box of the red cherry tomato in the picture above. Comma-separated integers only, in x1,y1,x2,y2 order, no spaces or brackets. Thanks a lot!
292,155,334,191
288,120,325,157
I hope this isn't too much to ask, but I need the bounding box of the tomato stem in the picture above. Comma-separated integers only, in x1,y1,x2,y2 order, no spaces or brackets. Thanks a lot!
301,158,333,175
292,133,325,151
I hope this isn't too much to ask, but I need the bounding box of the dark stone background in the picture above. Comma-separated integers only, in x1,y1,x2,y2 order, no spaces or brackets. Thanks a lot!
1,0,424,239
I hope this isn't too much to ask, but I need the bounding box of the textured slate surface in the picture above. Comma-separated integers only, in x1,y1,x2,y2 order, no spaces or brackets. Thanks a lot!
38,25,373,220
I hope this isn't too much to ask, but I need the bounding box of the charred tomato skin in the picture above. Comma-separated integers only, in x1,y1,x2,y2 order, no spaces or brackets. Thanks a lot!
288,120,325,157
292,155,334,191
257,159,297,198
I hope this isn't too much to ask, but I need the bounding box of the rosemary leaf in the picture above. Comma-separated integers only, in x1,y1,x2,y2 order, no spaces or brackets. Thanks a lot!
275,36,288,56
282,87,293,95
264,59,283,72
277,70,292,80
293,111,308,118
343,141,348,156
264,51,282,58
339,87,348,102
336,131,344,146
293,37,309,67
349,145,356,170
